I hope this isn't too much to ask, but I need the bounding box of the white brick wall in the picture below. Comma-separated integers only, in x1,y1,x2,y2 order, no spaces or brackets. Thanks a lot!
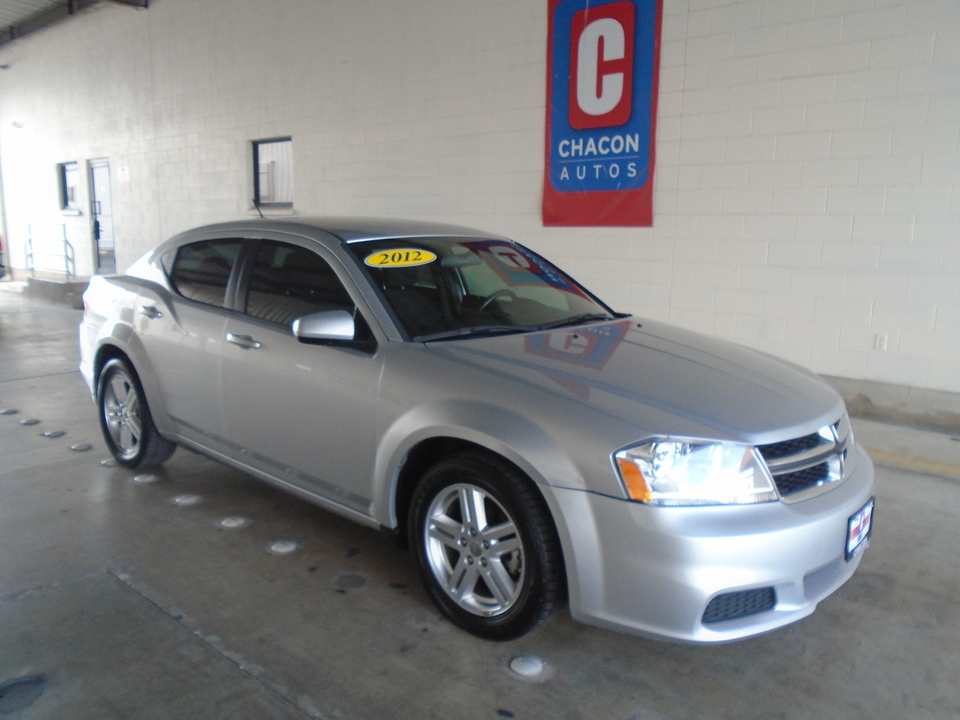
0,0,957,392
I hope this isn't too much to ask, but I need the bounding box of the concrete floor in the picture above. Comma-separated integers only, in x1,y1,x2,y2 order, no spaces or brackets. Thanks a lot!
1,282,959,720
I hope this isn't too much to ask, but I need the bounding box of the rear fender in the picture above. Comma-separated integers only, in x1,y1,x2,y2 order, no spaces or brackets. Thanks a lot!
93,318,175,437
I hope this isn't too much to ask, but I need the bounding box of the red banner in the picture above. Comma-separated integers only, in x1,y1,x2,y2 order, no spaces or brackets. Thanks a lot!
543,0,663,226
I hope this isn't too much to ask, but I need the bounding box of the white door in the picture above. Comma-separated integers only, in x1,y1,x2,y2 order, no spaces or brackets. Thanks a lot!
90,161,116,274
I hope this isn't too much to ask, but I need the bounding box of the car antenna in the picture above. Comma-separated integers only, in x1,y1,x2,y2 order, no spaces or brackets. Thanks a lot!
253,199,265,219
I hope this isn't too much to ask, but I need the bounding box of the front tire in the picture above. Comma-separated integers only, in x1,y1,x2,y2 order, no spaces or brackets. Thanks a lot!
408,452,564,640
97,357,176,468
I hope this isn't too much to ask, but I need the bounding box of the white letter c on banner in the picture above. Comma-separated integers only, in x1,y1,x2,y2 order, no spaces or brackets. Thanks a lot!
576,18,625,117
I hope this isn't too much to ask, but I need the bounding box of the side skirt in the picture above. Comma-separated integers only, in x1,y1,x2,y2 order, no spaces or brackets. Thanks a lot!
170,434,382,531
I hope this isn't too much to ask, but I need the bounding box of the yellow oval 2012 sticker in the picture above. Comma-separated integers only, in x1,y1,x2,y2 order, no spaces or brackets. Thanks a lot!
364,248,437,268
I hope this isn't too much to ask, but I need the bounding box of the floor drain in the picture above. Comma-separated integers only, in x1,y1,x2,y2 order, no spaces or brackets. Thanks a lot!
0,675,46,713
220,516,249,529
0,409,19,415
70,443,92,452
19,419,40,426
268,541,298,555
509,655,545,678
173,494,201,507
41,430,66,438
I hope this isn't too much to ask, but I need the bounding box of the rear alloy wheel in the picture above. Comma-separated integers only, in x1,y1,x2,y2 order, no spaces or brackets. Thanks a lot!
409,452,564,640
97,357,176,467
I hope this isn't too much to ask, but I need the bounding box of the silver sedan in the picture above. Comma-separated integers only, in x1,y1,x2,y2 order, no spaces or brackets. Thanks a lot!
79,217,875,642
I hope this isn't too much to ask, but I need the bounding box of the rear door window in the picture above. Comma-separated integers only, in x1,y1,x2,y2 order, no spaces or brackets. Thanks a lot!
168,239,243,308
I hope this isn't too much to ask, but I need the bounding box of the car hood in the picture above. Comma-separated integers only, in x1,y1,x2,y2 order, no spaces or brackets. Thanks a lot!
432,318,845,445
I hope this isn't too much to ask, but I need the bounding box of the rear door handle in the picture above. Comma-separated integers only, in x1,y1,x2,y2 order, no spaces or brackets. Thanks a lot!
139,305,163,319
226,332,262,350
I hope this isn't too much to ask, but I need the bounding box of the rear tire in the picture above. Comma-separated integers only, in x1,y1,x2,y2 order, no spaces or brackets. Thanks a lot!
97,357,176,468
408,452,564,640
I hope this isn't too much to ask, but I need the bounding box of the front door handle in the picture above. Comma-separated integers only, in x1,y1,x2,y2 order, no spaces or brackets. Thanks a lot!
226,332,262,350
139,305,163,319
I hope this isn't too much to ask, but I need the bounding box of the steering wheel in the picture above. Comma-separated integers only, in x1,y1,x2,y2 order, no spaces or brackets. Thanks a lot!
479,289,518,311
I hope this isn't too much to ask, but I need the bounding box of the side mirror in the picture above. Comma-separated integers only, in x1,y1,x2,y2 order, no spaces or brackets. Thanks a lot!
292,309,356,343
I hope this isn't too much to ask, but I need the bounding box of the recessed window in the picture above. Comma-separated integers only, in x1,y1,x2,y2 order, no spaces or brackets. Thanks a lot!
58,162,80,211
253,137,293,207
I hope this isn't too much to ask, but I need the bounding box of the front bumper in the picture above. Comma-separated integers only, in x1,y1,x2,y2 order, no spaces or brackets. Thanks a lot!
549,444,875,643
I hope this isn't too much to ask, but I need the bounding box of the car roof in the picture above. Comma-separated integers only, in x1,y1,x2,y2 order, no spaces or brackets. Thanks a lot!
177,216,512,244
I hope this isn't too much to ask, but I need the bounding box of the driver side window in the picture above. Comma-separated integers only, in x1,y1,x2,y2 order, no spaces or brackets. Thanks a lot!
244,241,355,328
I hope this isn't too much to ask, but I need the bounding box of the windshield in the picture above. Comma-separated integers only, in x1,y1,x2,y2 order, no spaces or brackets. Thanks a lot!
347,237,616,341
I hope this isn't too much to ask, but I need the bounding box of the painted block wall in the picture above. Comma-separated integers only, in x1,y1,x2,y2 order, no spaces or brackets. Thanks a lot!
0,0,957,392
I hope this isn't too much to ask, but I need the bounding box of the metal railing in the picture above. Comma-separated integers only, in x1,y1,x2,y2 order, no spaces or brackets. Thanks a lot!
25,224,76,280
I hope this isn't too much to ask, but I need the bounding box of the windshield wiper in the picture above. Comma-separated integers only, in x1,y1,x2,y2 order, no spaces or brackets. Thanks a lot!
415,325,534,342
534,313,614,330
415,313,616,342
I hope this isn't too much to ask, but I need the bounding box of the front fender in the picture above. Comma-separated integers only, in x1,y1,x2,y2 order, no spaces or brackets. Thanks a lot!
371,399,598,619
372,399,584,528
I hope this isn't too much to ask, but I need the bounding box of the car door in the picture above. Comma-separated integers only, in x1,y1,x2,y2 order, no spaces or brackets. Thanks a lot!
136,237,242,445
219,237,384,515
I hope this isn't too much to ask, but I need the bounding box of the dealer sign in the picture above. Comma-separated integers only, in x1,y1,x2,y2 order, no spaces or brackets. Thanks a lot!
543,0,662,226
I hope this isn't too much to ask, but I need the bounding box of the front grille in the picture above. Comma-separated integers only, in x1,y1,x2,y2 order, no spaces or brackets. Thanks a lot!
758,432,820,461
772,462,830,495
758,417,851,501
702,588,776,624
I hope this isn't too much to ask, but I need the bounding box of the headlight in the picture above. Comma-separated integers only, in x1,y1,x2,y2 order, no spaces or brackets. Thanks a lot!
614,439,778,506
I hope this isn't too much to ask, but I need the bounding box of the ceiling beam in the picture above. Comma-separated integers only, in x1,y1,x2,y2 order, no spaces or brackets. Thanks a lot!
0,0,146,49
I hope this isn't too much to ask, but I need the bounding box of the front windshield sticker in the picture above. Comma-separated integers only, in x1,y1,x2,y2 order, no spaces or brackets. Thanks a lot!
364,249,438,268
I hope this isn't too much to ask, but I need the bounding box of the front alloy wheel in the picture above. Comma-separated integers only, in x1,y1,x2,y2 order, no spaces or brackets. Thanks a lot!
423,482,526,617
409,452,564,640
